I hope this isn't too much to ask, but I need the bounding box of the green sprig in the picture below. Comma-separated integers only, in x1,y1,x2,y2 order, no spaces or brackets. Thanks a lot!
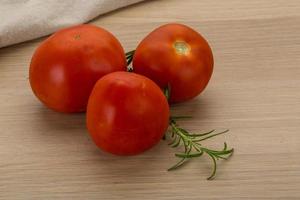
126,50,135,68
167,118,234,180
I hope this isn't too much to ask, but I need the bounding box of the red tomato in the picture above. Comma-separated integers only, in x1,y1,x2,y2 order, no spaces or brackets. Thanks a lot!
30,24,126,113
132,23,214,103
86,72,169,155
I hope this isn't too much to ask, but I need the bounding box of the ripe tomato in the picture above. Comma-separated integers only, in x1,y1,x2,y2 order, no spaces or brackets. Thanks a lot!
86,72,169,155
132,23,214,103
30,24,126,113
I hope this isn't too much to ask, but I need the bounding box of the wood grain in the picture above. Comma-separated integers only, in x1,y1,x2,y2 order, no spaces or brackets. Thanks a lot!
1,0,300,199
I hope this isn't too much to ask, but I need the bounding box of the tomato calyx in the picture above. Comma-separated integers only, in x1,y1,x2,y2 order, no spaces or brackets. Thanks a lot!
163,84,171,101
173,41,190,55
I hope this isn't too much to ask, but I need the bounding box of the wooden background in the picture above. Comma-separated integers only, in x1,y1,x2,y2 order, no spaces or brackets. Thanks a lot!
1,0,300,199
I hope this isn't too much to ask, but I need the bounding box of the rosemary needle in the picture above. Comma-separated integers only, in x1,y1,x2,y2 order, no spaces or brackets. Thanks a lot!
125,50,135,66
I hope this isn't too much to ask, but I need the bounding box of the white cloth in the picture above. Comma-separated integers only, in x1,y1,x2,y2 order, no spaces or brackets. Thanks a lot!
0,0,143,48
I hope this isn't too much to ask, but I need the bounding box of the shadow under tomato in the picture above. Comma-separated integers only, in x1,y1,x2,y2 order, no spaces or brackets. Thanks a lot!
82,98,213,183
37,106,87,130
30,93,217,182
30,105,89,146
85,139,175,183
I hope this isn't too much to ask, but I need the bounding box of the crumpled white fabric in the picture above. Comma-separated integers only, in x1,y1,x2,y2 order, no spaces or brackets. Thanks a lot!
0,0,143,48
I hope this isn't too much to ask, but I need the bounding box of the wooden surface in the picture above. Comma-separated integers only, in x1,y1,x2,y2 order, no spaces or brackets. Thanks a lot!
1,0,300,199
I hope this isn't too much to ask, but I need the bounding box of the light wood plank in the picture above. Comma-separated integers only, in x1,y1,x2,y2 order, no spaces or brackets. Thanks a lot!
0,0,300,199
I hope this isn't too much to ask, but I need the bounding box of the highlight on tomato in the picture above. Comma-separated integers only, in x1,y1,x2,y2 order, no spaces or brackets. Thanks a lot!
29,24,127,113
86,72,170,156
132,23,214,103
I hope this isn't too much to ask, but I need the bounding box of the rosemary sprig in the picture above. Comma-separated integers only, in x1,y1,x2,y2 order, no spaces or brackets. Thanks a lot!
126,50,135,67
167,117,234,180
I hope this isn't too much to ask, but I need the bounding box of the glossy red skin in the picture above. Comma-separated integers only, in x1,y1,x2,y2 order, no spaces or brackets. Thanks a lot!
30,24,126,113
133,23,214,103
86,72,170,156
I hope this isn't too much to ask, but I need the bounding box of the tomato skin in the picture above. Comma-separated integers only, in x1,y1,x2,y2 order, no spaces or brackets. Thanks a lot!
86,72,169,156
132,23,214,103
29,24,126,113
